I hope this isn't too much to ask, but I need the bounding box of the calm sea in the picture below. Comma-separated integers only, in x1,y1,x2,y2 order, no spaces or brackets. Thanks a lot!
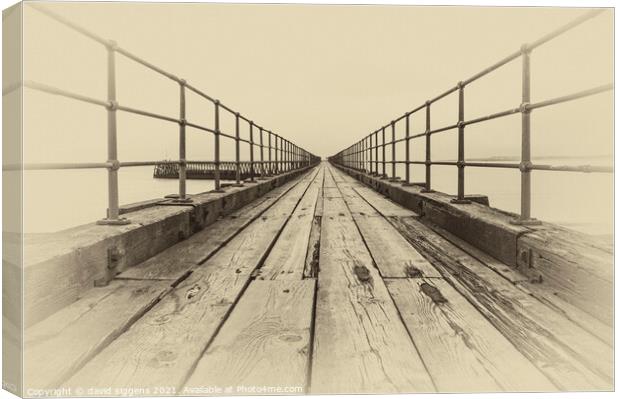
19,157,613,237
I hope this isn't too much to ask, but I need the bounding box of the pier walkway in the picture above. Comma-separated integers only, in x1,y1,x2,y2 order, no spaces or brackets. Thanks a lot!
25,162,612,394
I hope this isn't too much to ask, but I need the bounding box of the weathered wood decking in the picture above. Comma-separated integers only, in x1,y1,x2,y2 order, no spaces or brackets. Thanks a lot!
24,162,613,394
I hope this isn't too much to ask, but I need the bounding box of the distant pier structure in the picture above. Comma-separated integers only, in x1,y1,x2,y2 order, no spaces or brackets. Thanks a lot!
153,161,256,180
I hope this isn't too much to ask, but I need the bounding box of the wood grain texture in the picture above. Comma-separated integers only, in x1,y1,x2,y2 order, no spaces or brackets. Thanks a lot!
311,193,435,394
517,227,613,326
386,278,556,392
63,170,318,391
389,216,613,391
118,173,309,280
259,166,323,280
427,223,612,344
352,214,441,278
184,280,315,391
25,280,170,389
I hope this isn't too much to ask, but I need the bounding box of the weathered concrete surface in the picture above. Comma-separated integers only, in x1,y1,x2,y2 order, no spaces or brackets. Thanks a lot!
23,166,314,327
333,164,613,325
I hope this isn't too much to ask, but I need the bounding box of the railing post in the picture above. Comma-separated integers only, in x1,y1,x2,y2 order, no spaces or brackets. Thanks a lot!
403,113,413,186
248,121,256,183
259,127,265,179
98,40,129,225
274,133,279,174
389,121,397,181
381,127,387,178
369,134,373,175
233,112,243,187
267,131,272,175
213,100,224,192
452,82,470,204
421,101,433,193
173,79,192,202
374,131,378,175
512,44,540,225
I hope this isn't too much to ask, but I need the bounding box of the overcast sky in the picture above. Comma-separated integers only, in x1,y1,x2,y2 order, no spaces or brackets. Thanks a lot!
23,2,613,164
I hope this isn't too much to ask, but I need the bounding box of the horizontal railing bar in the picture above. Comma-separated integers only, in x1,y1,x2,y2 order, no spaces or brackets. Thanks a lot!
185,121,216,134
6,162,112,171
355,9,606,146
462,49,522,86
2,81,21,96
429,85,459,104
117,104,180,124
528,9,607,51
462,107,521,126
429,123,459,135
531,164,613,173
30,3,109,46
528,83,613,110
115,47,179,82
25,80,109,107
184,83,216,103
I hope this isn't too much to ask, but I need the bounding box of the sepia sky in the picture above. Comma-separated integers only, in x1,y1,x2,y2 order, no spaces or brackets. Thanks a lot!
22,1,613,164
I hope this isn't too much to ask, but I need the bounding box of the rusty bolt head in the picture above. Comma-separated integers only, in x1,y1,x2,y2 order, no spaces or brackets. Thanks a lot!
457,160,465,168
457,121,465,128
178,118,187,126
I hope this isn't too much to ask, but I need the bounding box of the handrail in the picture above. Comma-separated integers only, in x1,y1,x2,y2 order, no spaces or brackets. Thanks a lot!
19,4,319,225
329,9,612,225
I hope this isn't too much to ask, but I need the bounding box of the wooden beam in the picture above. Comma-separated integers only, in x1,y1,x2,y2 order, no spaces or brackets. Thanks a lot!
183,280,315,391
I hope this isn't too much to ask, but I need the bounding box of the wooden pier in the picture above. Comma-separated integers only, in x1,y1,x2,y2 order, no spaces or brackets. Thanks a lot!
24,162,612,394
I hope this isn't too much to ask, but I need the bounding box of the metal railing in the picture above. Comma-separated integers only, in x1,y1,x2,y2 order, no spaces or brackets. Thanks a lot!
11,4,319,225
329,9,612,225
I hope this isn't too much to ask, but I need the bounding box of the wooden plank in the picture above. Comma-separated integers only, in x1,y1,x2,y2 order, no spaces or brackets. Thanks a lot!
353,214,441,278
258,167,323,280
388,216,613,391
25,280,170,389
63,171,318,391
303,216,321,279
183,280,315,391
118,173,307,280
426,223,612,344
311,196,435,394
330,166,417,217
385,278,556,392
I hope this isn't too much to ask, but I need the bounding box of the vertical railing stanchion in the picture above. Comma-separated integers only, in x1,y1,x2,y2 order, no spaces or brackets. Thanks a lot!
248,121,256,183
381,127,386,178
98,40,129,225
259,127,265,179
274,134,279,175
267,131,272,175
213,100,224,192
173,79,192,202
403,113,413,186
452,82,470,204
390,121,397,181
233,112,243,187
374,131,378,175
369,134,373,175
421,101,433,193
512,44,540,225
